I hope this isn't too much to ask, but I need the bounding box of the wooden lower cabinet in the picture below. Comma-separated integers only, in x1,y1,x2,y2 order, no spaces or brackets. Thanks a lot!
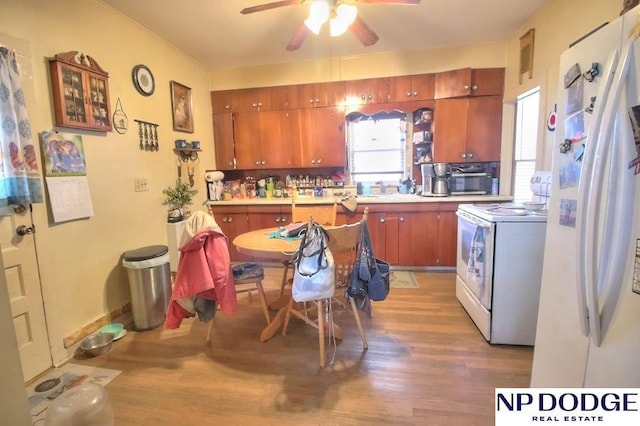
209,202,459,267
246,205,290,229
437,204,459,267
358,203,458,267
207,205,250,262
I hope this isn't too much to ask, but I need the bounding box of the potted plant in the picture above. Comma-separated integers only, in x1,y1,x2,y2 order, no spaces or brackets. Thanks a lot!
162,180,198,223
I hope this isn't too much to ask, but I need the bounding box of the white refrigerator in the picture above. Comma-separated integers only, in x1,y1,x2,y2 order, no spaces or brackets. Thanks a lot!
530,6,640,387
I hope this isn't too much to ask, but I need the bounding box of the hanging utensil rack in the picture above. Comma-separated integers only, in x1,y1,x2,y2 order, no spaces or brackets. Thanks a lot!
133,119,159,151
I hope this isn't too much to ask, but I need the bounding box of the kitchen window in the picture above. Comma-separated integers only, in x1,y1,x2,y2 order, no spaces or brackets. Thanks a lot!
513,88,540,202
347,111,407,184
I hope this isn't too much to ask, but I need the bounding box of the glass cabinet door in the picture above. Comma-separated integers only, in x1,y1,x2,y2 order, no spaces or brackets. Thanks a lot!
88,74,110,129
61,65,87,125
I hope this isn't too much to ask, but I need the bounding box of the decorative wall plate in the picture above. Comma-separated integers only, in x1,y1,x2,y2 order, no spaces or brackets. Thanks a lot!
132,64,155,96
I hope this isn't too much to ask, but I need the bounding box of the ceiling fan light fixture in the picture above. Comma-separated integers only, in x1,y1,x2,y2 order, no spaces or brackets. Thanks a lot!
305,0,330,34
330,2,357,37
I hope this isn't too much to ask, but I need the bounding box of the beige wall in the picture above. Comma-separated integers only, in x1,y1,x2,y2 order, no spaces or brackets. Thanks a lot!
209,43,508,88
1,0,215,365
503,0,621,170
0,0,625,372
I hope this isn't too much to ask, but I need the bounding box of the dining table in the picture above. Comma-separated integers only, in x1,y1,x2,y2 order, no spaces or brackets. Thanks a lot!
232,227,302,342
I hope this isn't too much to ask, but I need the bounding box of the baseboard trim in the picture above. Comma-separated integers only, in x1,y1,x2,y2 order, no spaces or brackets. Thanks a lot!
62,303,132,348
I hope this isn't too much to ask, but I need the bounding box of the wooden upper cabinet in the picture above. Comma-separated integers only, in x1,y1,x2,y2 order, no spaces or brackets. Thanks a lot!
233,87,272,112
345,78,390,105
269,85,301,110
388,73,435,102
465,95,503,162
49,51,112,132
212,112,235,170
234,110,298,169
299,106,346,167
211,90,235,114
433,95,503,163
298,81,345,108
434,67,505,99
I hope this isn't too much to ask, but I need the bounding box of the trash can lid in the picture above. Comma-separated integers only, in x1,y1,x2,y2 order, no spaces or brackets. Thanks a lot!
123,245,168,262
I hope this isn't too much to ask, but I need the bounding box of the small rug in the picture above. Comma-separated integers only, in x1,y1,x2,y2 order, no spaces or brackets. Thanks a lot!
27,363,121,425
390,270,419,288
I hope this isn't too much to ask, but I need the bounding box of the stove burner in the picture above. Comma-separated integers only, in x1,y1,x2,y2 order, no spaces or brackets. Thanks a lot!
487,207,529,216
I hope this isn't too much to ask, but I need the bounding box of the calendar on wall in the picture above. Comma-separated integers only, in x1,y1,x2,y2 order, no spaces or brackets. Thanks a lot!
40,131,94,223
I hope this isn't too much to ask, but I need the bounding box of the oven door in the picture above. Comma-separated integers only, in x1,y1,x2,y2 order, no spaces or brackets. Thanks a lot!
455,209,495,309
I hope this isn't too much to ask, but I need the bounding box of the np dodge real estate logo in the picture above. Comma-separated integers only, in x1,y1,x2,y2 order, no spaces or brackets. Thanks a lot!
495,388,640,425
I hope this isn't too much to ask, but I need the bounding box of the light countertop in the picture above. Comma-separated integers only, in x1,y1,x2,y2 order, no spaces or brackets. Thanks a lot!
206,194,513,206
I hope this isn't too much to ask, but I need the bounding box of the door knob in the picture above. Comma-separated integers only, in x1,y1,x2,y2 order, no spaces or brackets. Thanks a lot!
16,225,35,236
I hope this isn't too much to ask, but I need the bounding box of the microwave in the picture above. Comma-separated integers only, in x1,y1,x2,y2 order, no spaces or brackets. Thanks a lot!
449,172,493,195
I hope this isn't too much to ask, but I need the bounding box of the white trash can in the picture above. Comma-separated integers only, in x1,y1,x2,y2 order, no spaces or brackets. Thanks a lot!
122,245,171,331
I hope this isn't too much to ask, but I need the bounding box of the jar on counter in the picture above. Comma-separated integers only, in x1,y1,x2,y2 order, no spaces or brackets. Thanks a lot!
223,182,232,201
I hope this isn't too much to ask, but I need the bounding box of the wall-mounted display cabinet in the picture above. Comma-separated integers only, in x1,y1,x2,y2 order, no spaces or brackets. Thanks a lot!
49,51,112,132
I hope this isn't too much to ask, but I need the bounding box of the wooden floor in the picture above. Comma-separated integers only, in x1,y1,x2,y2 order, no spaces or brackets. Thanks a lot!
68,269,533,425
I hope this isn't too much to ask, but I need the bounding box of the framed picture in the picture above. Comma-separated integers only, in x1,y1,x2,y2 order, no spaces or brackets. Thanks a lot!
170,81,193,133
519,28,535,84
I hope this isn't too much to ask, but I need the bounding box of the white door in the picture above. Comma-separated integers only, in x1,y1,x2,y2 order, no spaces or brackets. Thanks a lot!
0,33,52,382
1,207,51,381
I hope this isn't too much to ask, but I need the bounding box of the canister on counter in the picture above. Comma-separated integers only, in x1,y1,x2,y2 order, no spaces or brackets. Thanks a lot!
491,178,499,195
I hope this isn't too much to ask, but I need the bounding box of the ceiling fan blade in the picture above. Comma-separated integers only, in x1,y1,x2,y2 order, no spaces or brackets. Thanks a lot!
241,0,303,15
356,0,421,5
349,16,379,47
286,24,311,51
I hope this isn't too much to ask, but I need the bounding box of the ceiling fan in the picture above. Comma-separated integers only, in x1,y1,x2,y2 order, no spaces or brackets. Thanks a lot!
241,0,422,51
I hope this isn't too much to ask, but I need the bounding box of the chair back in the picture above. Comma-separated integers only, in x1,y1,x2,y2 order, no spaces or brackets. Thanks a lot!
291,200,337,226
323,208,369,289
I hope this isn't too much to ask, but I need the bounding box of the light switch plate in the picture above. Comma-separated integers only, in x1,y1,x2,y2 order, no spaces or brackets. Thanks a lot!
134,178,149,192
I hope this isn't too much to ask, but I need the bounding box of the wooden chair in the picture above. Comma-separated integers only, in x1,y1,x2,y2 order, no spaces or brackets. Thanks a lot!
206,265,272,344
276,200,338,300
282,208,369,368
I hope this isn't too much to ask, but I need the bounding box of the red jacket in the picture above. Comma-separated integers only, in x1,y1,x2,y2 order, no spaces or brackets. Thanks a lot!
165,228,237,329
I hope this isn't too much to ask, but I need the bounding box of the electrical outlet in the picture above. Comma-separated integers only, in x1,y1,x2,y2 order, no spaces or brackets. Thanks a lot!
134,178,149,192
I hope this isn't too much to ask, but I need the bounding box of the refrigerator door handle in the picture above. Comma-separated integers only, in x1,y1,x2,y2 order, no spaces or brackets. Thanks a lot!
576,49,619,338
589,42,635,347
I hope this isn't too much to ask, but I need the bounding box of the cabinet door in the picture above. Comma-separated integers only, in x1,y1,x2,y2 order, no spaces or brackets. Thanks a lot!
213,113,235,170
437,208,458,267
466,95,503,162
322,81,346,107
398,211,439,266
270,85,301,110
208,206,250,262
300,107,346,167
410,73,435,101
471,68,505,97
261,110,295,169
233,87,271,112
434,68,473,99
433,98,469,163
389,74,435,102
233,111,261,169
280,109,304,167
345,78,388,105
86,72,111,130
366,211,388,261
211,90,235,114
247,206,287,229
52,63,89,128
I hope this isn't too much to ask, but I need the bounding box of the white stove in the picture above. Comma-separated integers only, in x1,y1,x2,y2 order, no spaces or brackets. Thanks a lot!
454,171,550,345
457,203,548,223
